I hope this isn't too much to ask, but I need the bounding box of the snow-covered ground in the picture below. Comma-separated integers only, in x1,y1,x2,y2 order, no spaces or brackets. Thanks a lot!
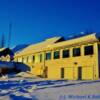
0,73,100,100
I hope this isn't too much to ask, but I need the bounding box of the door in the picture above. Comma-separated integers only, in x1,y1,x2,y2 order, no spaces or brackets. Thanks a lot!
78,67,82,80
44,67,48,78
61,68,64,78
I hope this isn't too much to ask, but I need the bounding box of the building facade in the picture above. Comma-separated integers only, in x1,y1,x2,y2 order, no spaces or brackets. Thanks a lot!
14,33,100,80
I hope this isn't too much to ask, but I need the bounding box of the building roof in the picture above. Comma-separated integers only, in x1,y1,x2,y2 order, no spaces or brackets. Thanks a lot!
46,33,99,50
15,33,99,57
12,44,29,53
15,37,63,57
45,33,99,50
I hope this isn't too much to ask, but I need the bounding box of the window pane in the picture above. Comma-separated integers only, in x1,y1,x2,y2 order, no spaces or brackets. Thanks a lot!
84,45,94,55
62,50,69,58
54,51,60,59
46,52,51,60
73,48,80,57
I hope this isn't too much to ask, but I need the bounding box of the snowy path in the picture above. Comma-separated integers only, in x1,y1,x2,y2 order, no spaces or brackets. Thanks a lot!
0,76,100,100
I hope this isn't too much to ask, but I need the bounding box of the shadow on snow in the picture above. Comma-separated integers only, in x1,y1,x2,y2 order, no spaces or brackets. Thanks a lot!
0,79,100,99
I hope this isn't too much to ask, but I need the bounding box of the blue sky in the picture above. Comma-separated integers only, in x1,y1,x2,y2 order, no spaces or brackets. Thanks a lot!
0,0,100,47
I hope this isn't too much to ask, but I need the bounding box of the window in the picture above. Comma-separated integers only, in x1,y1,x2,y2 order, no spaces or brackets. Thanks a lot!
23,57,27,63
40,54,42,62
18,57,22,62
26,56,29,62
73,48,81,57
62,49,69,58
54,51,60,59
33,56,35,62
84,45,94,55
22,57,24,62
28,56,32,63
46,52,51,60
23,58,25,63
16,58,18,62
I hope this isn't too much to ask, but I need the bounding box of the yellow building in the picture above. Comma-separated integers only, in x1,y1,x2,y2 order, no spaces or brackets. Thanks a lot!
14,33,100,80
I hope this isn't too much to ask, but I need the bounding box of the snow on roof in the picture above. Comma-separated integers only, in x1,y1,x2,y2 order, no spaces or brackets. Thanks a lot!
12,44,29,53
15,37,63,57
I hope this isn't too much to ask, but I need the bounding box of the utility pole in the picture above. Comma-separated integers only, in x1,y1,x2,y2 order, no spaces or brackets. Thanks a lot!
1,33,5,48
8,22,12,48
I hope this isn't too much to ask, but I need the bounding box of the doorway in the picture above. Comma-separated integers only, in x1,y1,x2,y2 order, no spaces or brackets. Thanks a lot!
61,68,64,78
44,67,48,78
78,67,82,80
